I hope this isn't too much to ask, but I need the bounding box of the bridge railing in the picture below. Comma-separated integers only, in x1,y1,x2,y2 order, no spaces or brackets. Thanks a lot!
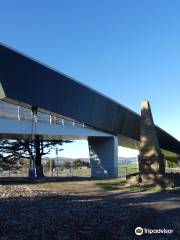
0,100,88,129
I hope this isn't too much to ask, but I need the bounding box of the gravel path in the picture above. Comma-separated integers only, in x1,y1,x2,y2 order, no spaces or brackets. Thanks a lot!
0,182,179,240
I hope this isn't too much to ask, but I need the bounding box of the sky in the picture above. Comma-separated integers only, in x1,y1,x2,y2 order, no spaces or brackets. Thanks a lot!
1,0,180,158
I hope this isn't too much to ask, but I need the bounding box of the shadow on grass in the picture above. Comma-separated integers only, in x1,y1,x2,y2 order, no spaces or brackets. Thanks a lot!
95,180,126,191
0,176,126,183
167,187,180,194
0,177,117,185
95,181,161,193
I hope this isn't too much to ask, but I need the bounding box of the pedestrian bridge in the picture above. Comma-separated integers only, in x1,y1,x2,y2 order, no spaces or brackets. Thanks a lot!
0,43,180,177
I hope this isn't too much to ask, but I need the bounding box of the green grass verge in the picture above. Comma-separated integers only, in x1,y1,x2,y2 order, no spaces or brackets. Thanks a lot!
95,178,163,193
118,163,138,175
166,187,180,194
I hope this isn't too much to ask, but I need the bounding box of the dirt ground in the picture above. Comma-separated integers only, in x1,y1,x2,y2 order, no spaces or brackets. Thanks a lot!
0,178,180,240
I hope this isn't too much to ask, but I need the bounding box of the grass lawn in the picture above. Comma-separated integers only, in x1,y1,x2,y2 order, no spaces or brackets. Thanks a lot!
118,163,138,175
1,163,139,178
28,178,164,194
43,163,139,178
95,178,164,193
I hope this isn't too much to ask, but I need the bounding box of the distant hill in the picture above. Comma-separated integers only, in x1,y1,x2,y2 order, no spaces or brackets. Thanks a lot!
43,156,138,165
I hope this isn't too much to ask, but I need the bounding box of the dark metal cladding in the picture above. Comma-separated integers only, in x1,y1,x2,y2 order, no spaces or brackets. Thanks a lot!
0,44,180,153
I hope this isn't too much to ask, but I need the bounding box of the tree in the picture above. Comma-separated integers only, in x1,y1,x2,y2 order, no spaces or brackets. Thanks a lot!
72,159,82,168
166,159,177,168
63,161,71,168
0,137,71,178
72,159,90,168
51,159,56,171
0,155,24,172
82,161,90,168
0,140,25,171
44,159,51,169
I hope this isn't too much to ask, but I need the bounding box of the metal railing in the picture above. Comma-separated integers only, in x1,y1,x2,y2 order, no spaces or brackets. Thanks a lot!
0,100,88,129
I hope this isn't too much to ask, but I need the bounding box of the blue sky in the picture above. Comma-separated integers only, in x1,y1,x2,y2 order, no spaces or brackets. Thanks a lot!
1,0,180,157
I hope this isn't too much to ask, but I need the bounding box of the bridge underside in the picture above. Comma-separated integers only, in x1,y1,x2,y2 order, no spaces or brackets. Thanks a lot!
0,118,120,178
0,116,178,178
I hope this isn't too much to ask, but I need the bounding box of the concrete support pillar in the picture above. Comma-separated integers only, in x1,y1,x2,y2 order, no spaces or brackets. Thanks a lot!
88,136,118,178
138,100,165,174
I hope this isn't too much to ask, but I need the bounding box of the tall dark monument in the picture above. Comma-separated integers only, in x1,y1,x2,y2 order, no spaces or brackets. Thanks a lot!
138,100,165,174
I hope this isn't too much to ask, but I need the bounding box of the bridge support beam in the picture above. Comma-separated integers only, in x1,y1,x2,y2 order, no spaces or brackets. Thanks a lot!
138,100,165,174
88,136,118,178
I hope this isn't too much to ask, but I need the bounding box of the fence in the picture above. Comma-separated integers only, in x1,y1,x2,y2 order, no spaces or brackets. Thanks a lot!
1,165,177,178
0,165,138,178
0,166,91,178
43,166,91,177
0,166,29,177
0,165,137,178
118,164,139,177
